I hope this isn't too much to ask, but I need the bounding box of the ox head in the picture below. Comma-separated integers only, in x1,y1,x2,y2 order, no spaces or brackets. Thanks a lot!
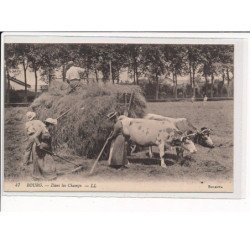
171,131,197,154
195,127,214,148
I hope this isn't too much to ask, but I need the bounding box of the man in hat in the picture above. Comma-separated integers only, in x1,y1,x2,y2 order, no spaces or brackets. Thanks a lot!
107,111,128,168
65,61,85,93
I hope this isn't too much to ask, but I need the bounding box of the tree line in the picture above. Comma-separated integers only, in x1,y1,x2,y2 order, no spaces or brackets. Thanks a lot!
5,43,233,101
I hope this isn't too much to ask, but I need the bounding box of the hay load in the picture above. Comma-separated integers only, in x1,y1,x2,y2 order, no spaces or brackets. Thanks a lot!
31,81,146,158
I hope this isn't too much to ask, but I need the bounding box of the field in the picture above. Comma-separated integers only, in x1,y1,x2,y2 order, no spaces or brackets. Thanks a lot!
4,100,233,192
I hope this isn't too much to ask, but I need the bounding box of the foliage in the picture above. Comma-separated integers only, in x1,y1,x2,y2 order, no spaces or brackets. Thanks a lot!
5,43,234,100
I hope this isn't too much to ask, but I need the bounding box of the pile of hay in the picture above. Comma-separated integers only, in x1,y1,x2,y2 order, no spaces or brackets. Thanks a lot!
31,81,146,158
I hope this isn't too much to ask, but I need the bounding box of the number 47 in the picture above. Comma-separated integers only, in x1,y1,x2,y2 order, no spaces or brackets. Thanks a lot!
15,183,20,187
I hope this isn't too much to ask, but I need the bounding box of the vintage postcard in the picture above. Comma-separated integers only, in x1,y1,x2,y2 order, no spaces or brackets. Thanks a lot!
1,33,246,197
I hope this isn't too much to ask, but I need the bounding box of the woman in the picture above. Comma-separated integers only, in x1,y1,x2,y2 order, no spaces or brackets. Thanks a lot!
107,112,128,168
24,111,37,166
31,118,57,180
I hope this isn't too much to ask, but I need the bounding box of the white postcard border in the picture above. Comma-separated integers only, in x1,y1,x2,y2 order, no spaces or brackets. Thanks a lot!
1,32,247,198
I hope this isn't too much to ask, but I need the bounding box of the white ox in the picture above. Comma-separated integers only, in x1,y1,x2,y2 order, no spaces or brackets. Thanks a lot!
118,116,197,168
144,113,214,150
144,113,197,131
143,113,196,158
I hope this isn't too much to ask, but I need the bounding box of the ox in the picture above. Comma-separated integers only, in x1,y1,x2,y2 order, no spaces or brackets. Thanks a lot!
144,113,214,149
118,116,197,168
192,127,214,148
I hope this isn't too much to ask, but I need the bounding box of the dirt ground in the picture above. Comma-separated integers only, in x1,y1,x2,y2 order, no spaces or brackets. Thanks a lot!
4,101,233,190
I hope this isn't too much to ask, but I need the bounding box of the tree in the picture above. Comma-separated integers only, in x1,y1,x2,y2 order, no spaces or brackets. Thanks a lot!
126,44,142,84
90,45,103,83
199,45,222,97
15,44,31,102
39,44,60,85
162,45,187,99
81,45,112,84
186,45,202,97
27,44,44,97
76,44,93,84
94,44,128,84
218,45,234,97
111,45,128,83
4,44,19,103
56,44,74,82
141,45,165,99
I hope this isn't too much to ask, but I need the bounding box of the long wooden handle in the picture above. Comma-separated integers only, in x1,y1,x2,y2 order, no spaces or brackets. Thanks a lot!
128,93,134,112
40,148,80,168
57,165,84,176
90,133,112,174
56,109,71,120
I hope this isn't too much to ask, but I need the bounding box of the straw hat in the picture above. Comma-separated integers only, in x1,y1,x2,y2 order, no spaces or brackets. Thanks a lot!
44,118,57,125
107,111,117,120
26,111,36,121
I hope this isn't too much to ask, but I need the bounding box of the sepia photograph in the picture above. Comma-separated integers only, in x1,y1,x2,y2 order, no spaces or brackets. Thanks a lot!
1,35,240,194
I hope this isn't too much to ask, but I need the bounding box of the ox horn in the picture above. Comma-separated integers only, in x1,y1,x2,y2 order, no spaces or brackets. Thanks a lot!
201,128,212,134
182,131,197,140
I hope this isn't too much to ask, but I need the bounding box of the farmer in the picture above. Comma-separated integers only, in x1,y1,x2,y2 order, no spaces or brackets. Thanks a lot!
203,95,208,102
107,111,128,168
31,117,58,180
65,61,85,93
23,111,43,166
191,95,195,103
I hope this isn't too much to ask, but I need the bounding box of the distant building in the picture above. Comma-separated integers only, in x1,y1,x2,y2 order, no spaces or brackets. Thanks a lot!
5,76,33,103
7,76,31,91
